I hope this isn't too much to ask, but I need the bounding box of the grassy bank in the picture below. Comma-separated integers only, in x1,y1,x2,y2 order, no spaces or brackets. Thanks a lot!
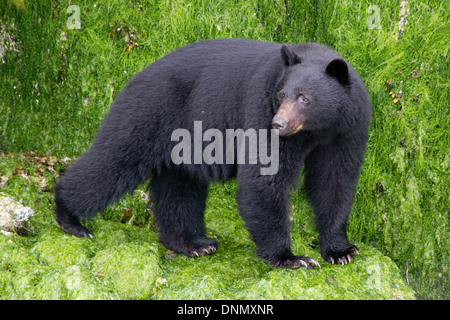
1,0,448,299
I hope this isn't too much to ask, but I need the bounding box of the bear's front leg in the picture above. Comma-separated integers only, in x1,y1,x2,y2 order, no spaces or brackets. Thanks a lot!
304,138,365,265
236,176,320,269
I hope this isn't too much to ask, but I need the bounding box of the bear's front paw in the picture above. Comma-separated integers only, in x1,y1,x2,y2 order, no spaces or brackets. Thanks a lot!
274,256,321,269
322,245,359,265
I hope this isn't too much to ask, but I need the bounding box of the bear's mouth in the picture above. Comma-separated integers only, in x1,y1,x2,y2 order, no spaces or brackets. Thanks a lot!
290,123,304,135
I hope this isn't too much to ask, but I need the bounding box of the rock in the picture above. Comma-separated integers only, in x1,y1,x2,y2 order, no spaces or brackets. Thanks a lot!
0,193,35,235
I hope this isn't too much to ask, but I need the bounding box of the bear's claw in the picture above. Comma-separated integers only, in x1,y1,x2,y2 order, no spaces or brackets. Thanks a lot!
189,245,217,257
275,256,321,269
325,245,359,265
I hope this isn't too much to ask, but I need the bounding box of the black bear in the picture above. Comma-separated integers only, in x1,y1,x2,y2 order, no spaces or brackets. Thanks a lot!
54,38,371,269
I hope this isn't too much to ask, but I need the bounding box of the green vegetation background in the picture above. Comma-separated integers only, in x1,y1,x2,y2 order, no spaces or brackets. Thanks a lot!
0,0,448,299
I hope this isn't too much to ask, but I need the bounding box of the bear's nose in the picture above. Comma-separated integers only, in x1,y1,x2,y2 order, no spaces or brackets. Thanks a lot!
272,117,287,132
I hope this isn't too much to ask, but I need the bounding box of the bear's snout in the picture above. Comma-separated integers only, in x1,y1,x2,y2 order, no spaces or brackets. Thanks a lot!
272,117,287,134
273,101,304,136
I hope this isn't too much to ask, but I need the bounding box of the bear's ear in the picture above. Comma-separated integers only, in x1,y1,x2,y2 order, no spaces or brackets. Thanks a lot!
326,59,349,86
280,44,301,67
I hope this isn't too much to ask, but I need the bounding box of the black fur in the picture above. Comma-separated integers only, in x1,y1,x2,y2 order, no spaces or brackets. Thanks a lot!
54,38,371,268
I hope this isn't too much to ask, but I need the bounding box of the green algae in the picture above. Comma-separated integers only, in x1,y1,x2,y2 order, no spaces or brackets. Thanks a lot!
27,265,112,300
92,243,160,299
0,197,416,300
31,232,96,268
156,241,414,300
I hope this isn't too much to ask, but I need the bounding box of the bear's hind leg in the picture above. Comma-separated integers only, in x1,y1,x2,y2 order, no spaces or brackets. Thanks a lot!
54,194,93,238
149,169,217,257
55,139,151,238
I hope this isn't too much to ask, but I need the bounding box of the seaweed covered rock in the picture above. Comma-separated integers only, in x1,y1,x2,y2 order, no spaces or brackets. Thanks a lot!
155,243,415,300
0,219,415,299
0,193,35,236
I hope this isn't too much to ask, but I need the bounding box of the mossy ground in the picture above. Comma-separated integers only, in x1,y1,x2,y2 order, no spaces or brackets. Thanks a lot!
0,0,448,299
0,156,414,299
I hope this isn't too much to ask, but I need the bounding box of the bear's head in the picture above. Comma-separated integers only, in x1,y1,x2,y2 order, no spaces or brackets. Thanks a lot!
272,44,351,136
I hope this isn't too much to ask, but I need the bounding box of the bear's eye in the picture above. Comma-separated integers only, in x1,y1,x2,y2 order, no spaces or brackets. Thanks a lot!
298,94,309,103
277,92,286,101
